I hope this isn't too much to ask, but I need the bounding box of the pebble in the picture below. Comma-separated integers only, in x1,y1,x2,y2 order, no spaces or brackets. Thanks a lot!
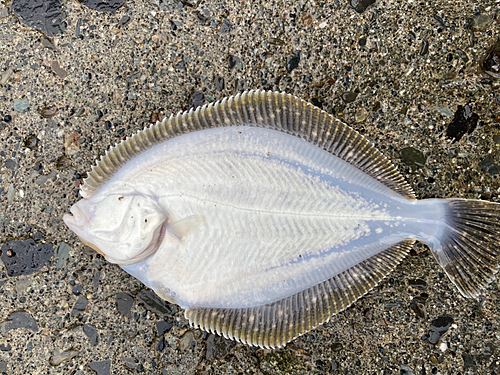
341,92,357,103
399,147,426,167
116,292,134,318
123,357,138,370
0,239,53,277
72,285,83,296
4,159,16,170
24,135,39,150
137,289,175,316
155,321,173,336
71,296,89,316
446,104,479,141
0,312,38,334
286,55,300,73
470,13,493,32
179,331,194,351
188,91,205,110
228,55,240,70
56,155,72,170
35,170,58,186
6,183,14,202
350,0,376,14
478,155,499,175
50,60,69,79
400,365,416,375
219,18,232,34
482,41,500,79
49,348,79,366
83,324,99,346
13,98,29,113
428,316,454,344
54,242,71,269
354,108,368,123
434,106,453,118
214,76,224,91
88,359,111,375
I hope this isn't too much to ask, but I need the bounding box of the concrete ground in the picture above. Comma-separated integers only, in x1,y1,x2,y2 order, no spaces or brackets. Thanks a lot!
0,0,499,373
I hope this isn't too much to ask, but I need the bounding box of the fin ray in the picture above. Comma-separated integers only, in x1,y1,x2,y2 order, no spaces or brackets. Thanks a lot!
185,240,414,348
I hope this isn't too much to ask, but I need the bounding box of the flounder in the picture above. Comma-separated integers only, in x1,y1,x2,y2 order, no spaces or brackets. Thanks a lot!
64,90,500,348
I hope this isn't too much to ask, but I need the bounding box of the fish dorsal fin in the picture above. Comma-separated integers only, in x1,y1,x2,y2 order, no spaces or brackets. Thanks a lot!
81,90,415,199
184,239,414,349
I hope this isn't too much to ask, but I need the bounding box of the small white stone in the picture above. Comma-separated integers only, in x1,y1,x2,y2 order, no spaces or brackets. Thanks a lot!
439,342,447,352
319,21,327,28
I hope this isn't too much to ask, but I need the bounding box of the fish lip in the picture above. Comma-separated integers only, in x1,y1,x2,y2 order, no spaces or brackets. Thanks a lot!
108,218,169,266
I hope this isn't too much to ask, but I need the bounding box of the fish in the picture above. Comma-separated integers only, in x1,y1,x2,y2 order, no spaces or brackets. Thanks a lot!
64,90,500,349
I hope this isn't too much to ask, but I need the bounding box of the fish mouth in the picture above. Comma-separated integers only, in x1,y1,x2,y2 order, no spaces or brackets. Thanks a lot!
107,219,169,266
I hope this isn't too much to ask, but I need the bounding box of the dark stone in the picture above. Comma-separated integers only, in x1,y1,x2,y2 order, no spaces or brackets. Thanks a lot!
92,271,100,289
1,312,38,333
483,48,500,79
462,353,476,371
446,104,479,141
341,92,357,103
174,60,185,70
10,0,65,37
410,300,426,319
219,18,232,34
4,159,16,170
214,76,224,91
286,55,300,73
310,98,323,108
24,135,39,150
479,155,499,175
56,155,71,170
420,38,429,56
331,342,343,351
188,91,205,110
83,324,99,346
1,239,53,277
116,292,134,318
119,15,130,26
72,285,83,296
0,360,6,372
228,55,240,70
428,316,454,344
156,336,166,352
350,0,376,14
137,289,175,316
155,321,173,336
399,147,426,167
78,0,124,13
408,278,427,289
0,343,11,351
71,296,89,316
88,359,111,375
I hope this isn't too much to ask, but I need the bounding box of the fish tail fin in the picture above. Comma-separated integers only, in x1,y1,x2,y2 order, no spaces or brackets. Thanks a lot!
431,199,500,298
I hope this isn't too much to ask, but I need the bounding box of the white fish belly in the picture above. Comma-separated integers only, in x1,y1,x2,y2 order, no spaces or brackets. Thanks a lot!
109,126,430,308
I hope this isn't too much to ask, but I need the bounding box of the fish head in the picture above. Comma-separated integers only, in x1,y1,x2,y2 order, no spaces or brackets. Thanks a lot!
63,193,168,265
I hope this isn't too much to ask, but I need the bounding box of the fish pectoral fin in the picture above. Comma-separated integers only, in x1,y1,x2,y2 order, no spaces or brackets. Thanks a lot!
169,215,206,240
184,239,414,349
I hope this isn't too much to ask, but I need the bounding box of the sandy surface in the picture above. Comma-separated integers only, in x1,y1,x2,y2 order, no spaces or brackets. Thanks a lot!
1,0,500,373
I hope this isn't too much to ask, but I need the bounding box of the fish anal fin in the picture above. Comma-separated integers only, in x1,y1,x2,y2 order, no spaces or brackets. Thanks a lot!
185,239,415,349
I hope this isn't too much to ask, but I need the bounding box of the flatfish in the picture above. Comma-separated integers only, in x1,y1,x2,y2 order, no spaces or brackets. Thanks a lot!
64,90,500,348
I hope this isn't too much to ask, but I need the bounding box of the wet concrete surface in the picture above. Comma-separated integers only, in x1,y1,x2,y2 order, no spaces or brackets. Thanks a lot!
1,0,500,373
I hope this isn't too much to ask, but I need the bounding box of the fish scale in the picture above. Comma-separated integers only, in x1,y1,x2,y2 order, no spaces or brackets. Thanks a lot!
64,90,500,348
